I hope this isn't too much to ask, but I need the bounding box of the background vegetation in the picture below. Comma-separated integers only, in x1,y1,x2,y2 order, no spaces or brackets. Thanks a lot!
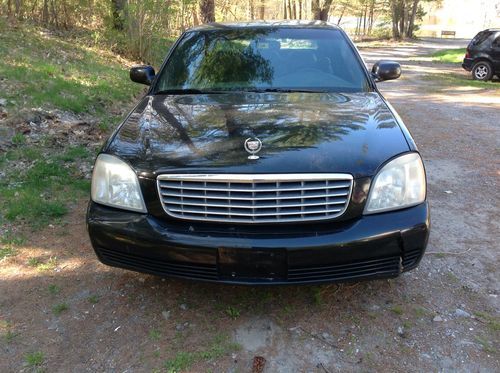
1,0,440,66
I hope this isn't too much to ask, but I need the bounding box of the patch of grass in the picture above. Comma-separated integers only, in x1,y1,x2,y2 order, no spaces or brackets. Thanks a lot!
165,351,195,372
4,329,18,343
422,73,500,90
390,305,404,315
414,306,430,318
37,256,58,271
87,295,100,304
0,21,140,114
27,257,41,267
163,334,240,372
59,146,90,162
312,286,323,306
48,284,61,295
149,328,161,341
225,306,240,319
444,271,460,283
25,351,44,367
428,48,466,64
475,336,497,353
52,302,69,316
11,133,26,145
474,311,500,332
0,149,91,228
0,246,16,260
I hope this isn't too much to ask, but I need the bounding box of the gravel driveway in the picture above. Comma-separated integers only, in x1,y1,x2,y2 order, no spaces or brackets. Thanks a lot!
1,39,499,372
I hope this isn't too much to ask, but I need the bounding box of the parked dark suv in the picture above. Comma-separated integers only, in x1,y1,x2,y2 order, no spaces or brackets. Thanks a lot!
462,28,500,81
87,21,429,285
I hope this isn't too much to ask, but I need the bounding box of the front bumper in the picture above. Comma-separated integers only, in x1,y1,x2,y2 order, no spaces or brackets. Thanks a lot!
87,202,430,285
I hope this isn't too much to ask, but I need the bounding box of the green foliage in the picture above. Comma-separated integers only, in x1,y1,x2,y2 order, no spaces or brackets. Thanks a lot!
25,351,45,367
390,305,404,315
0,247,16,260
87,295,100,304
225,306,240,319
48,284,61,295
164,334,240,372
11,133,26,145
149,328,161,341
52,303,69,316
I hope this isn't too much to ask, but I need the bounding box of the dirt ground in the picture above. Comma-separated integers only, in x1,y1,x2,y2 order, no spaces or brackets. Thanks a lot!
1,39,499,372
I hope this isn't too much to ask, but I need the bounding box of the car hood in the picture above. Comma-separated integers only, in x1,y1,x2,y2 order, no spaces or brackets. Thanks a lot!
106,92,410,178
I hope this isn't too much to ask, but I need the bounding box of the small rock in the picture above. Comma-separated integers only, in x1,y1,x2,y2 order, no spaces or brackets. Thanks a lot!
0,98,6,106
321,332,330,340
176,322,189,331
433,315,444,322
454,308,471,318
161,310,171,320
137,277,145,283
180,303,188,311
444,190,453,194
397,326,404,335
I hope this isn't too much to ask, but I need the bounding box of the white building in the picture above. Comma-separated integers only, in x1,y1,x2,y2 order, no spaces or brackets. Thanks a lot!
418,0,500,38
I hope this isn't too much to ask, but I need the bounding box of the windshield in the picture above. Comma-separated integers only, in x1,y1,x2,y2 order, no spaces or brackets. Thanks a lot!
154,28,371,93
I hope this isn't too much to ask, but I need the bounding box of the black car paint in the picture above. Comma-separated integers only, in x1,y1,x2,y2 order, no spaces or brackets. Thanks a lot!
88,22,429,284
462,28,500,76
88,201,429,284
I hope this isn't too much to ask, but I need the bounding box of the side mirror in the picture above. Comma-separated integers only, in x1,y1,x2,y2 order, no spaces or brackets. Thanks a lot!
130,65,155,85
371,61,401,82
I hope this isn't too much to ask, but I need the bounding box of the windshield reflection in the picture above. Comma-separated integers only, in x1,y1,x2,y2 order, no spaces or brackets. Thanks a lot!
155,27,370,93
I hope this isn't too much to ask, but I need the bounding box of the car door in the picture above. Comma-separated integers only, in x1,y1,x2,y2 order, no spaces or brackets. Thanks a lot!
491,33,500,71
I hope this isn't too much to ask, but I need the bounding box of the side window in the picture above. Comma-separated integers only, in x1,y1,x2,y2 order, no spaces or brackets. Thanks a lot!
493,35,500,47
472,31,490,46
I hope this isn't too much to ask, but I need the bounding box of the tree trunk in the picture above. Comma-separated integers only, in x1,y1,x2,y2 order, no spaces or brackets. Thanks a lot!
284,0,288,19
313,0,333,21
337,4,346,25
7,0,12,18
298,0,302,19
199,0,215,23
407,0,419,38
42,0,48,23
292,0,297,19
368,0,375,35
249,0,254,20
259,1,265,19
390,0,400,39
399,1,406,38
287,0,292,20
193,7,200,26
111,0,126,30
312,0,320,20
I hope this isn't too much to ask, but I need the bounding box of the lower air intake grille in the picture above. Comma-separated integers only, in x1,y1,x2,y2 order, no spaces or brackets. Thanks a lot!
98,248,218,280
287,256,401,282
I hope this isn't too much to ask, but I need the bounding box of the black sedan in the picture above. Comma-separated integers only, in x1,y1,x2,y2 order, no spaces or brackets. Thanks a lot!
87,21,429,284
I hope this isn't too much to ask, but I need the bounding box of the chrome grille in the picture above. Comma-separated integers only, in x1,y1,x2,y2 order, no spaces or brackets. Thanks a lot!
157,174,353,223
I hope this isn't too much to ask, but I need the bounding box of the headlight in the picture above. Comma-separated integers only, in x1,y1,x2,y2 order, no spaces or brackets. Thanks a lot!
364,153,426,214
91,154,146,213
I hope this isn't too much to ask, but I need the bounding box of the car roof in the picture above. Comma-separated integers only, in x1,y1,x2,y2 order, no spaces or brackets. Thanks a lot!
187,20,342,33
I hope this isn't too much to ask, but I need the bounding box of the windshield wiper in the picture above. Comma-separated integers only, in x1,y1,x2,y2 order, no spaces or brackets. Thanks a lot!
242,88,330,93
154,89,226,95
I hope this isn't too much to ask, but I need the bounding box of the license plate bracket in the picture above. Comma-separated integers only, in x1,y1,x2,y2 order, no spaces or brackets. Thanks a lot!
218,248,287,281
